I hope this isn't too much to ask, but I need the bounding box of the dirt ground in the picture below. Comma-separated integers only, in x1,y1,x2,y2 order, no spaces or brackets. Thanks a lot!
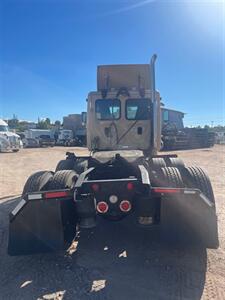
0,145,224,300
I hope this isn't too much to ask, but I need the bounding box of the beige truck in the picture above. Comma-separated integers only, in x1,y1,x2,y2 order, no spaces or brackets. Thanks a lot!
8,55,218,256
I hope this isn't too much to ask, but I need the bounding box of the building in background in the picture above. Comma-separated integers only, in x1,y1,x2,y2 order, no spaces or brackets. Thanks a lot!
63,112,87,145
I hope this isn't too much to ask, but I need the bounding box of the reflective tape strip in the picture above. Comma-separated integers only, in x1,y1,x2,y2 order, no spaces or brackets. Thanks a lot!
11,199,26,216
200,193,213,207
153,188,180,194
28,193,42,200
184,190,197,194
45,191,69,199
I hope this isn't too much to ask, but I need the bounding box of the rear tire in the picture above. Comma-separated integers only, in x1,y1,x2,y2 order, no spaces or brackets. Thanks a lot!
48,170,78,246
182,166,215,205
167,157,185,169
160,167,184,188
22,171,53,197
150,158,166,170
55,159,74,172
180,166,218,248
160,167,218,249
48,170,78,190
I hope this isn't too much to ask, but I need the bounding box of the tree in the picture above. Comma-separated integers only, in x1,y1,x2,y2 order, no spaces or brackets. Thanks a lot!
54,120,61,126
36,121,48,129
36,117,52,129
46,118,51,125
8,114,19,129
37,118,48,129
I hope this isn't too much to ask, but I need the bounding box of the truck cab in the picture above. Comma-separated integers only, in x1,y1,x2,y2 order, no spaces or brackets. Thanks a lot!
87,63,161,155
0,119,22,152
57,129,74,146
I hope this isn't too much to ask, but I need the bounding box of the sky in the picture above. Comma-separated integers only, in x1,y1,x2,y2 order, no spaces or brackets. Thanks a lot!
0,0,224,126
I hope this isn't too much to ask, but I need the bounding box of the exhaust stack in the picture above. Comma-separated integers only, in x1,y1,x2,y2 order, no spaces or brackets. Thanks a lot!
150,54,158,153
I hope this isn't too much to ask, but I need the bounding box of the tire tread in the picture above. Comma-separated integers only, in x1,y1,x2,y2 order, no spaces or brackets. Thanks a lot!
22,171,53,196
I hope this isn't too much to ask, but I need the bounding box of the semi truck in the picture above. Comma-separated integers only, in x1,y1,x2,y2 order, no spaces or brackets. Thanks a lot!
8,55,218,256
24,129,55,147
57,129,74,146
0,119,23,152
55,129,83,146
63,113,87,146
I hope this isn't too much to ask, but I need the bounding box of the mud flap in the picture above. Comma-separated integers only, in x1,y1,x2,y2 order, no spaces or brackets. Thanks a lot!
160,192,219,248
8,195,77,255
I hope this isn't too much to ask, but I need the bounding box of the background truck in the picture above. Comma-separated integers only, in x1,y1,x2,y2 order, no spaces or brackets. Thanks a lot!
8,55,218,256
24,129,55,147
56,129,74,146
0,119,23,152
63,112,87,146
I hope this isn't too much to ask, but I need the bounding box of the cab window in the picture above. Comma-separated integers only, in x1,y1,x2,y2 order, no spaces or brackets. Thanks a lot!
126,99,151,120
163,110,169,122
95,99,121,120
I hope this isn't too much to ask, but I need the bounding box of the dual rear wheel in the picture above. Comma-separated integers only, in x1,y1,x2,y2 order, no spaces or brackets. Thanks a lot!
22,170,78,196
159,166,215,205
150,157,214,205
23,160,215,207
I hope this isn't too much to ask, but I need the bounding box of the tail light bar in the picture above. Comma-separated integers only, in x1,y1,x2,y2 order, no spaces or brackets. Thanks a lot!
152,188,198,195
45,191,70,199
27,190,71,201
152,188,181,194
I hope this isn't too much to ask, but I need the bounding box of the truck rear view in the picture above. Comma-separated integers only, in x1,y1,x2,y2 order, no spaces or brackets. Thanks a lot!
8,55,218,256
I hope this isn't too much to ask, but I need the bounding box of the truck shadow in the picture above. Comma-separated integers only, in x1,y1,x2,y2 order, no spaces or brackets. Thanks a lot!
0,197,207,300
75,217,207,300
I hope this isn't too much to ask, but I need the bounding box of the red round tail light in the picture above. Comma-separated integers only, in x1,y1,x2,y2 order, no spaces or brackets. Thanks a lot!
120,200,131,212
97,201,108,214
127,182,134,191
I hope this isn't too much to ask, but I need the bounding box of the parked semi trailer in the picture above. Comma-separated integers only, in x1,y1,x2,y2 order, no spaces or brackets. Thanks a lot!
8,55,218,255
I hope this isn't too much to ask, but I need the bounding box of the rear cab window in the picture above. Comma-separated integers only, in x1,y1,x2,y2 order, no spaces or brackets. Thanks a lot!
95,99,121,120
126,99,151,120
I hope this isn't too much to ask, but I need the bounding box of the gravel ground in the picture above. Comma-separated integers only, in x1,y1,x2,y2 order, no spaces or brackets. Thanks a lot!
0,145,224,300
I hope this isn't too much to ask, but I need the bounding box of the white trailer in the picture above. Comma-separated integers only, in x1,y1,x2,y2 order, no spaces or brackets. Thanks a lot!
25,129,53,139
